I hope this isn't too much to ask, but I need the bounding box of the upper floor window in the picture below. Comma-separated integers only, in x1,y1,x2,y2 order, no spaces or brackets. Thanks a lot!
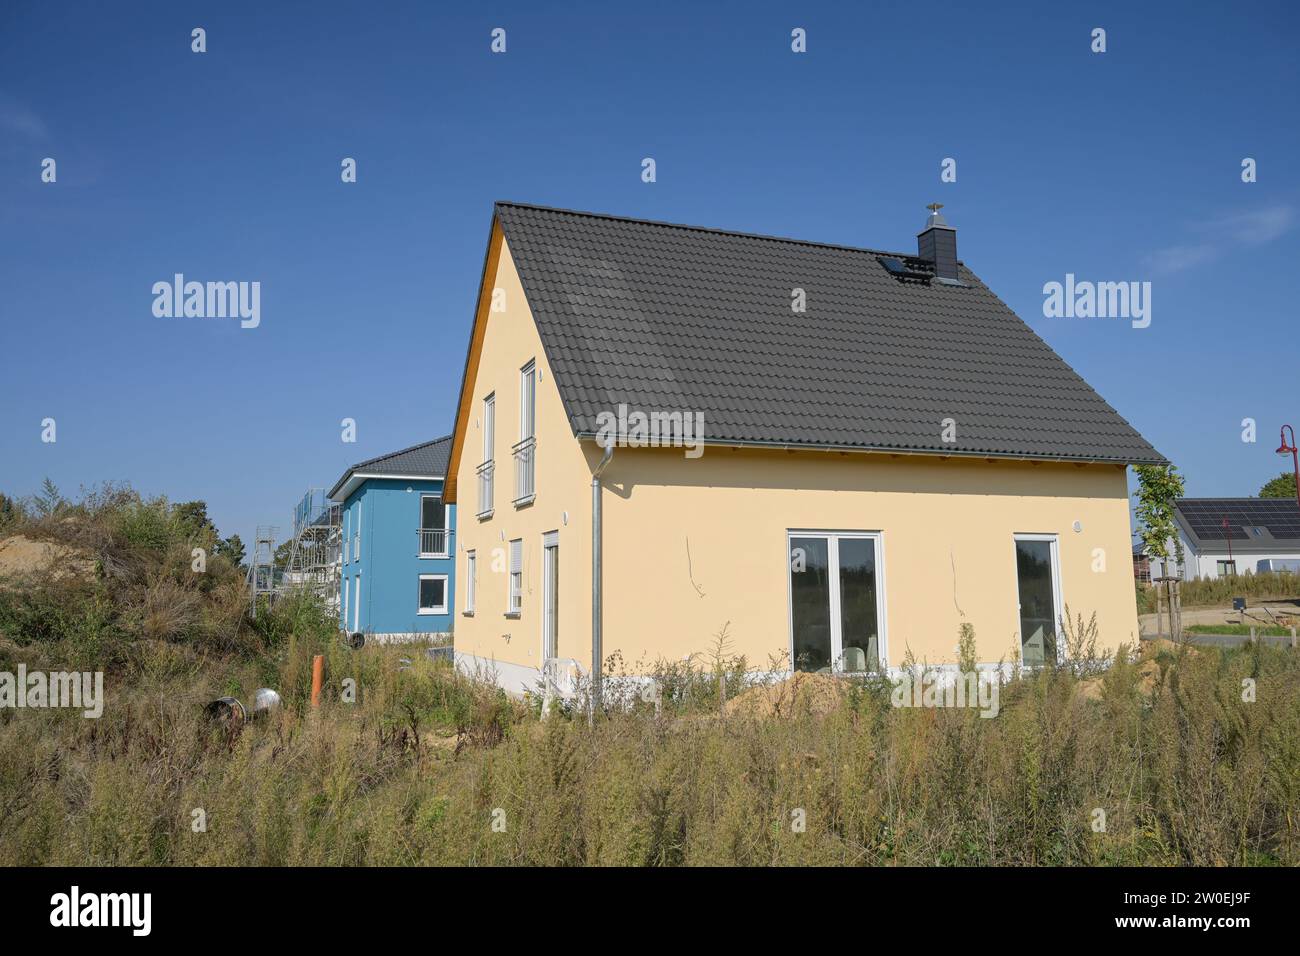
482,393,496,464
420,495,448,557
514,361,536,504
353,501,362,563
520,360,536,441
478,394,496,518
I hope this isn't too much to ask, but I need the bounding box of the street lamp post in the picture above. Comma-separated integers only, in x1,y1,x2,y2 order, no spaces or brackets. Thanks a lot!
1276,424,1300,509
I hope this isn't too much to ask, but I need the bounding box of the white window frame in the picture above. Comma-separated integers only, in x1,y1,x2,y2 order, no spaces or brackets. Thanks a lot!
514,361,538,506
520,360,536,441
507,538,522,616
419,494,447,557
784,529,889,674
1012,533,1065,666
418,574,449,615
343,510,350,564
354,500,362,564
464,550,476,615
483,393,496,464
352,573,361,634
478,394,497,519
341,575,348,624
540,530,558,660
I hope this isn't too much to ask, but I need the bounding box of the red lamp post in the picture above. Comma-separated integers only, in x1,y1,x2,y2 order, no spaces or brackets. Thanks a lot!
1276,424,1300,508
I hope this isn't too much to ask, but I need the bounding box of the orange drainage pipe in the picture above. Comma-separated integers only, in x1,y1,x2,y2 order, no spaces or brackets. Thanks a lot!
310,654,324,708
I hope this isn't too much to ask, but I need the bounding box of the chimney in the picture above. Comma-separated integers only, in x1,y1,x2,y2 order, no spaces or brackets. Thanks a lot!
917,203,958,280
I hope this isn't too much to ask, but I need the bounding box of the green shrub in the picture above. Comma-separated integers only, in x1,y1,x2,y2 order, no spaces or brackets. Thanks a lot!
113,498,178,555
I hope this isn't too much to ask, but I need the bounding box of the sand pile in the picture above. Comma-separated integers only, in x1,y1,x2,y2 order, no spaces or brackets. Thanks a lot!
1076,639,1198,701
724,671,849,718
0,534,94,581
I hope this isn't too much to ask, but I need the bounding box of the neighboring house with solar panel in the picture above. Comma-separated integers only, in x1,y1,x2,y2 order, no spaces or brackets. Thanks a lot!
328,437,455,643
443,202,1165,695
1148,497,1300,580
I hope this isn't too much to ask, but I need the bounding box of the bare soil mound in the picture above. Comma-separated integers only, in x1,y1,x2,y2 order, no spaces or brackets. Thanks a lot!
1077,640,1196,701
0,534,95,580
724,671,849,718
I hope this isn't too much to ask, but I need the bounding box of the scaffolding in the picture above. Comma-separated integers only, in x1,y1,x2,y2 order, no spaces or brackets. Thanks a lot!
247,525,279,619
278,488,342,613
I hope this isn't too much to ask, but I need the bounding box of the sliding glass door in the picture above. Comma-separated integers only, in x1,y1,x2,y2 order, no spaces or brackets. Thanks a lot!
788,532,884,673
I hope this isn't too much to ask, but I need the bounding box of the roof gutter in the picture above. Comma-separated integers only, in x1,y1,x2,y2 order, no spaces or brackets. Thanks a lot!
590,439,614,720
572,432,1165,467
328,471,446,502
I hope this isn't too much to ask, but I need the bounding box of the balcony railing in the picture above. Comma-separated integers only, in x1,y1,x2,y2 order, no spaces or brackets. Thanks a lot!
513,436,536,504
476,460,494,517
418,528,451,558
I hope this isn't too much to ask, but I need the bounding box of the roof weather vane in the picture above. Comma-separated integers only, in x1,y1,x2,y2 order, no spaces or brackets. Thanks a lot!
927,202,944,213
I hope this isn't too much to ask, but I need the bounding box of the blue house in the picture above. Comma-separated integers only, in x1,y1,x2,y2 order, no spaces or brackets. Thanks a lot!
327,436,455,642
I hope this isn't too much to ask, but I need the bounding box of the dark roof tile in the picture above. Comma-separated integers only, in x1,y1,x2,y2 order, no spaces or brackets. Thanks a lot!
495,202,1165,464
328,436,451,499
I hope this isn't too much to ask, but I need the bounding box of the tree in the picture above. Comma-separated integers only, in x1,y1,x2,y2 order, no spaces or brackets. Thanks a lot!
1134,464,1186,565
32,478,66,518
0,492,17,528
1259,472,1298,499
214,533,246,568
173,500,215,536
1134,463,1187,639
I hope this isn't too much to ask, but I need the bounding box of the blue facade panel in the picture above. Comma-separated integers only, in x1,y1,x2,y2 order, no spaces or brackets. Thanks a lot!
338,477,455,638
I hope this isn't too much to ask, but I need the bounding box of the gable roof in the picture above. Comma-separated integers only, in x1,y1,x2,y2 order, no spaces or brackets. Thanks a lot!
491,201,1165,465
1173,497,1300,551
327,436,452,501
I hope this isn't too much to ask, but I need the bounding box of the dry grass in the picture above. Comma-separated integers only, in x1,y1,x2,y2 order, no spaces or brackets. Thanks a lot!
1,484,1297,866
1138,572,1300,614
0,634,1296,866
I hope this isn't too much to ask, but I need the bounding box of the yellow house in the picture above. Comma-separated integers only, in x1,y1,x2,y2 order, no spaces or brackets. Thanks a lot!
445,202,1165,696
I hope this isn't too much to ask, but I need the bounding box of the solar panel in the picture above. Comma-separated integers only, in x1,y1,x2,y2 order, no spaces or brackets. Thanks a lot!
877,256,932,282
1175,497,1300,540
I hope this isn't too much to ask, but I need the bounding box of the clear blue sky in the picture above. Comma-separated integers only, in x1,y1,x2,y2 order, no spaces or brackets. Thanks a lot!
2,0,1298,548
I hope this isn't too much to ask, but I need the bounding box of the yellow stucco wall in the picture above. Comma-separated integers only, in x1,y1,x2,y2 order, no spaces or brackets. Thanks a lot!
597,446,1137,669
453,239,599,675
454,240,1141,678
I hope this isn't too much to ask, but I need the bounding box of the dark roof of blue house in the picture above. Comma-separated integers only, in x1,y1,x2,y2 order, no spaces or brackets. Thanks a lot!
493,202,1165,465
328,436,452,499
